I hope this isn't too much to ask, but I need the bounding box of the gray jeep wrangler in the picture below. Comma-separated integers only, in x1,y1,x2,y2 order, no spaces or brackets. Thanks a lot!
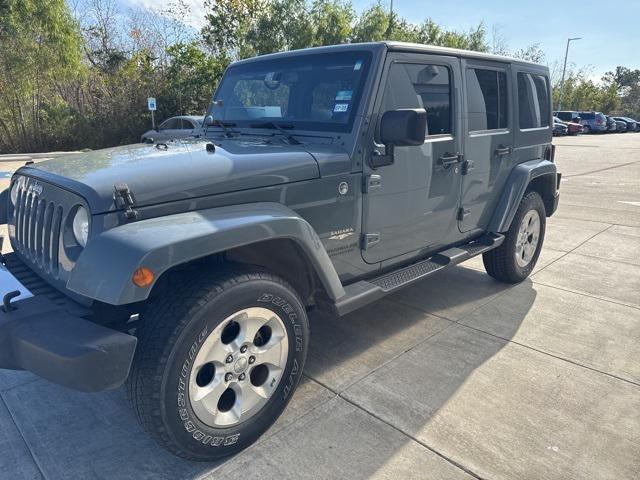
0,42,559,460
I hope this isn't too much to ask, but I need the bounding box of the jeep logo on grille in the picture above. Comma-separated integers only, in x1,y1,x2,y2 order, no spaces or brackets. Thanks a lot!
27,181,43,196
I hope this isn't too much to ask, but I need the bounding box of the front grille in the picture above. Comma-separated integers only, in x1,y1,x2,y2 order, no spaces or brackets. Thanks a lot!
13,184,63,276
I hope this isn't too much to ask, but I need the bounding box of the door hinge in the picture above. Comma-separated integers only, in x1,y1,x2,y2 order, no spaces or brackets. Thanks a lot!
114,183,139,220
362,174,382,193
361,233,380,250
457,208,471,221
461,159,475,175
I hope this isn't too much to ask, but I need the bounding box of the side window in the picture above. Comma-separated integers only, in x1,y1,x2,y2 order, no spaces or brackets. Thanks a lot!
159,118,179,130
466,68,508,132
381,63,452,136
517,72,550,129
182,120,194,130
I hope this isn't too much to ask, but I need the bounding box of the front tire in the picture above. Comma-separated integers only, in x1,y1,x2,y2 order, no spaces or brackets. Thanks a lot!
483,191,546,283
127,268,309,461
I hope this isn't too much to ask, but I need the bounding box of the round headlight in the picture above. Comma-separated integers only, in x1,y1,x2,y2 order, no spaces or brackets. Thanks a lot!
72,207,89,247
10,181,19,206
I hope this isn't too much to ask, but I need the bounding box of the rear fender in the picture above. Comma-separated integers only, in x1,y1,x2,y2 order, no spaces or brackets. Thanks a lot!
488,159,558,233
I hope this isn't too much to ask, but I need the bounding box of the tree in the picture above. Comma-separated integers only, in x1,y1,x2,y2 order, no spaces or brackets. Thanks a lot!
602,66,640,90
351,2,389,42
352,3,487,50
202,0,263,59
415,19,488,51
0,0,82,152
602,66,640,117
490,25,510,56
165,42,229,115
3,0,637,154
551,66,622,115
310,0,354,46
512,44,545,63
78,0,128,73
246,0,313,55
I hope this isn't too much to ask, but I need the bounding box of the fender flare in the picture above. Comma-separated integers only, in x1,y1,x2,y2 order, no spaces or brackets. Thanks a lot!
488,159,558,233
67,203,345,305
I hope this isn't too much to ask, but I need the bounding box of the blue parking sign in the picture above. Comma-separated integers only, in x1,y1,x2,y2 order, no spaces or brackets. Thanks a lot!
147,97,157,111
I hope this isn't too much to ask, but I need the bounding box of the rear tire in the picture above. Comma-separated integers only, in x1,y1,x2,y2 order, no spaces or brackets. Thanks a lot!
483,191,546,283
126,267,309,461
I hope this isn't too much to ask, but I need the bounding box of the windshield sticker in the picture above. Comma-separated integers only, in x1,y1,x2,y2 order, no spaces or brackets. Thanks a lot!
354,60,363,71
335,90,353,101
334,103,349,113
262,106,282,117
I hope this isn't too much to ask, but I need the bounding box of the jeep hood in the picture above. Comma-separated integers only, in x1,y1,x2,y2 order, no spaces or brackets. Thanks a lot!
20,139,322,213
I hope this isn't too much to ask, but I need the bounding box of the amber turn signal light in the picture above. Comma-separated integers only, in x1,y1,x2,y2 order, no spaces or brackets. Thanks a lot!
132,267,154,287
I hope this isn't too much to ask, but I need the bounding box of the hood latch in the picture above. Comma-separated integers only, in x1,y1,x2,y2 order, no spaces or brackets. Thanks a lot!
114,183,138,220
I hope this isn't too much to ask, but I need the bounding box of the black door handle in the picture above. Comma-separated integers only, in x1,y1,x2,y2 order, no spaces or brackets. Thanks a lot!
495,146,512,156
438,153,461,166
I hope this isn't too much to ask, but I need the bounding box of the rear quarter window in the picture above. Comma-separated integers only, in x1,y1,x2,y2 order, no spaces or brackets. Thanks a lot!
517,72,550,129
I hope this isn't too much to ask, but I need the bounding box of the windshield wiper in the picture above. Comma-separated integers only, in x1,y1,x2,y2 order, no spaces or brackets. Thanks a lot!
249,121,301,145
207,119,237,138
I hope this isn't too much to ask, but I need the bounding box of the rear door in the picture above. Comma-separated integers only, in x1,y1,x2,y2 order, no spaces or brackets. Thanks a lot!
459,60,513,232
361,52,463,264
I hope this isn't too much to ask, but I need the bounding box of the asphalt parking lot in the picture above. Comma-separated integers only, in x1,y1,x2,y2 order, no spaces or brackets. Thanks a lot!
1,133,639,479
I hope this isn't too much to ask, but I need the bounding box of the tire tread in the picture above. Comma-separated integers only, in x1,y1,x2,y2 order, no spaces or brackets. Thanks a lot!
126,266,297,460
483,191,545,283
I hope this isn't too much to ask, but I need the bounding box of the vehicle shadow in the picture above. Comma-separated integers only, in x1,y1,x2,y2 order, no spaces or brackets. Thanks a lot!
211,265,537,479
0,264,535,480
305,264,526,391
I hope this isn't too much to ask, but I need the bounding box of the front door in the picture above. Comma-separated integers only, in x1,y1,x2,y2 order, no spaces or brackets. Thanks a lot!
157,118,183,140
362,53,463,264
459,60,514,232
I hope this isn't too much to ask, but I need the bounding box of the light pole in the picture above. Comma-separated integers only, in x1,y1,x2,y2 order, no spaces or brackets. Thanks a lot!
557,37,581,111
385,0,394,38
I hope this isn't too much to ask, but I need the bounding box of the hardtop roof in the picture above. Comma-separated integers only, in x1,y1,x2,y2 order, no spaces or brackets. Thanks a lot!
230,41,547,70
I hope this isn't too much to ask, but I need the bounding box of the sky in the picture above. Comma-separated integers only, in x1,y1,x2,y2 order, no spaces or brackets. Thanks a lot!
121,0,640,80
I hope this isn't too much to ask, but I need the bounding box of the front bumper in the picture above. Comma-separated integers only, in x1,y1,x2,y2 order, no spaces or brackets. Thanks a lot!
0,252,137,392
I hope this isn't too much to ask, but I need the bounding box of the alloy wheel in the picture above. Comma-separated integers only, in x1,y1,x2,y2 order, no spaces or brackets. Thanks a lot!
515,209,541,268
188,307,289,427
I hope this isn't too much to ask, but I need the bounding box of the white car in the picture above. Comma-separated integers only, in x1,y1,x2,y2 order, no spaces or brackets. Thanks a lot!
141,115,204,143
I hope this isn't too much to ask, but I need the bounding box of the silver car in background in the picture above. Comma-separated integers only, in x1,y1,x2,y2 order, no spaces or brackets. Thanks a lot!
141,115,204,143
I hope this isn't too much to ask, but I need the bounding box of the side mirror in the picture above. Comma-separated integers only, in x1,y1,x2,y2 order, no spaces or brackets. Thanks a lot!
380,109,427,146
372,109,426,168
204,115,215,126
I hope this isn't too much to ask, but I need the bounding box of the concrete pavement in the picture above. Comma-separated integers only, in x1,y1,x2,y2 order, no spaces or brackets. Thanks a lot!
1,133,639,479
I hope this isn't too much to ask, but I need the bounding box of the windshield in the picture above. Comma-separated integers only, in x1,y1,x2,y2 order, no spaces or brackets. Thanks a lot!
210,51,373,133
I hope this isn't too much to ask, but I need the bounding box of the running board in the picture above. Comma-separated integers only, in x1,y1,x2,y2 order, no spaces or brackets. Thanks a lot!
333,233,504,316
